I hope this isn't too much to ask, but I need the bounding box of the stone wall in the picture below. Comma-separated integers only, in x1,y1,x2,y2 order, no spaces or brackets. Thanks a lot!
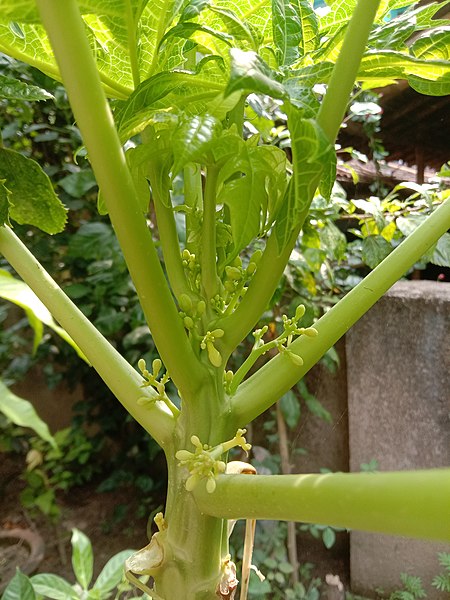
346,280,450,598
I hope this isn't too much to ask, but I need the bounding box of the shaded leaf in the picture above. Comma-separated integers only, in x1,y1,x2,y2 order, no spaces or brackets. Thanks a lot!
0,180,12,227
0,379,57,448
362,235,392,268
0,148,67,234
172,114,222,175
431,232,450,268
280,390,301,429
58,170,97,198
275,108,335,250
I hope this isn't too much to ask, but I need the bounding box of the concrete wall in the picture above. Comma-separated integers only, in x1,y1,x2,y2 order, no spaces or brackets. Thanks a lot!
346,281,450,598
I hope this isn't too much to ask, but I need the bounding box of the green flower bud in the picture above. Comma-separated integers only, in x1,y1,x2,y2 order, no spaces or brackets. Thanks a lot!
246,261,257,275
183,316,194,329
224,280,236,292
211,328,224,338
303,327,318,337
287,351,304,366
225,266,242,281
138,358,146,373
197,300,206,315
250,249,263,264
232,256,242,268
152,358,162,377
179,293,193,313
295,304,306,320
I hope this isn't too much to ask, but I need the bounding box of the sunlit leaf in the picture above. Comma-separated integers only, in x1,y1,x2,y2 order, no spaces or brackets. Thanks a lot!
116,58,228,140
0,269,88,361
0,379,57,448
30,574,79,600
0,180,12,227
225,48,286,99
92,549,135,594
0,148,67,234
358,50,450,95
71,529,94,590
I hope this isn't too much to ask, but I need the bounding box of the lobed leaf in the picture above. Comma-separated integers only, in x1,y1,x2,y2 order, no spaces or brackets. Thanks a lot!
272,0,318,67
225,48,286,99
115,59,229,140
172,114,222,175
275,108,335,251
0,73,53,101
358,50,450,95
0,148,67,234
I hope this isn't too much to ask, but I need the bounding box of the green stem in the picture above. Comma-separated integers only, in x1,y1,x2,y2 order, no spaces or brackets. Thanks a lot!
0,226,174,448
317,0,381,142
152,194,191,300
36,0,206,399
194,469,450,542
202,166,219,301
231,196,450,425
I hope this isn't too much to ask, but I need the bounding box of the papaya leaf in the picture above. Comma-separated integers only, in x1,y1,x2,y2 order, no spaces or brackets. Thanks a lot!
358,50,450,95
180,0,211,22
0,379,57,448
209,6,261,49
0,74,53,101
0,269,88,361
0,148,67,234
159,21,233,51
272,0,318,67
225,48,287,99
172,114,222,175
217,140,287,257
411,27,450,62
115,59,228,140
275,109,335,251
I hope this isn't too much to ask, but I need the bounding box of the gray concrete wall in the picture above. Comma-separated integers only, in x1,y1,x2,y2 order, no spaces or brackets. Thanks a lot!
346,280,450,599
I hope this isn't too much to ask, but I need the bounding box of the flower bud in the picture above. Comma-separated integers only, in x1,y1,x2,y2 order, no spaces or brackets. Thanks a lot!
179,293,193,313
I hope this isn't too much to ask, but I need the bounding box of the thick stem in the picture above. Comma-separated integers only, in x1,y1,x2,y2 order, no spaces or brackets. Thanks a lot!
317,0,382,142
194,469,450,542
0,226,174,447
36,0,206,399
231,196,450,425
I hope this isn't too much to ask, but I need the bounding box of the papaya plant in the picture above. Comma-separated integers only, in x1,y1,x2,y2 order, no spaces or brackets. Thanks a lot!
0,1,449,598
